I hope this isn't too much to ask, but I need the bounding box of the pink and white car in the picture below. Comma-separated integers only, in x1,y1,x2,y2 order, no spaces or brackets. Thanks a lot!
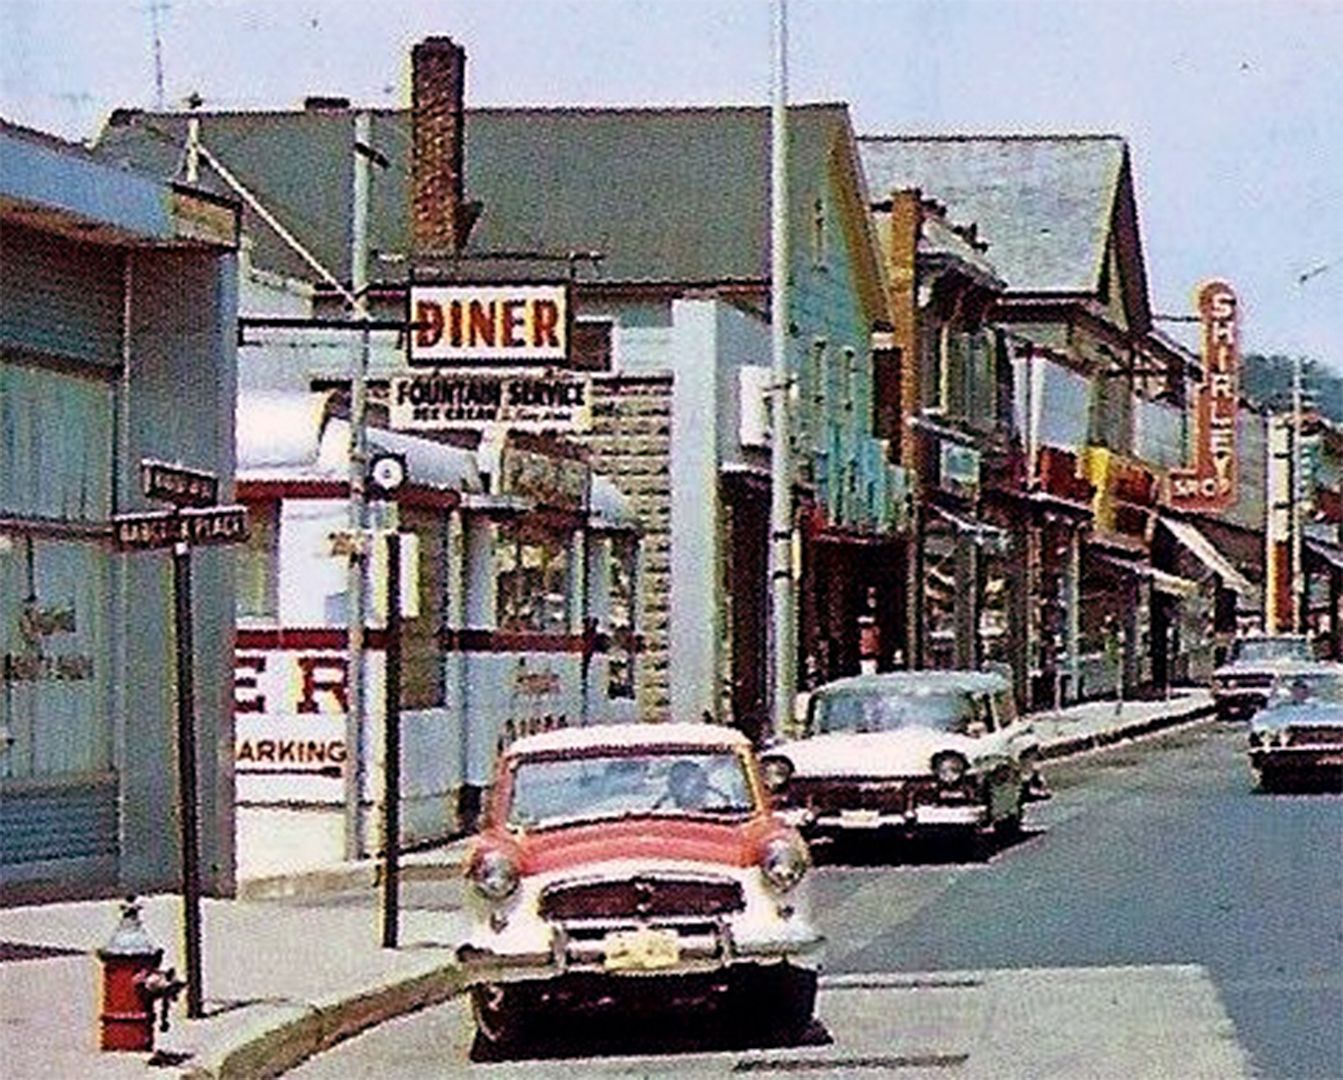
457,722,822,1051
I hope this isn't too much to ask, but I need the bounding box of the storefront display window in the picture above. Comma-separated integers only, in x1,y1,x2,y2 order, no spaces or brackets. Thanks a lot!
495,521,570,634
608,535,638,698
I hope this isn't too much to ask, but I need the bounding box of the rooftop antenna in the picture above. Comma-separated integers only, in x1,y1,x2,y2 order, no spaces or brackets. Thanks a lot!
147,0,169,110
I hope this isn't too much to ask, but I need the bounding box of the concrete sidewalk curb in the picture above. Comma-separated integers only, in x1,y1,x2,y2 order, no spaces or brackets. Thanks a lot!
1038,699,1217,762
177,960,465,1080
237,856,465,903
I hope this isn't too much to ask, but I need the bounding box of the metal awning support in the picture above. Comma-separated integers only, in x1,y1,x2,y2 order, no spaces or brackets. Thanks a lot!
929,503,1008,551
1094,553,1199,597
1304,535,1343,572
1158,517,1255,596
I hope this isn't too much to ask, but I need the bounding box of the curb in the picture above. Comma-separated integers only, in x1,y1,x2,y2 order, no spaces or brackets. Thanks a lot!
1038,699,1217,762
177,960,465,1080
237,850,467,902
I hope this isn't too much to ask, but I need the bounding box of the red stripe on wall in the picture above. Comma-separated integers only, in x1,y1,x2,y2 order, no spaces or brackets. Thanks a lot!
236,627,390,650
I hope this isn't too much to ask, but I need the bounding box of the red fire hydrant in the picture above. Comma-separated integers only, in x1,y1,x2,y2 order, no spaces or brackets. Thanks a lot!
96,897,185,1052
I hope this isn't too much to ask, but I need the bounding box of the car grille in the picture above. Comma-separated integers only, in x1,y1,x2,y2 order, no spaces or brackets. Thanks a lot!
539,876,744,921
1285,725,1343,747
782,776,937,816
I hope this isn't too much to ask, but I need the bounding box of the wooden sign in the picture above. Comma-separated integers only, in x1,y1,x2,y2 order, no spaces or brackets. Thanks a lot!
1169,281,1238,512
114,506,249,551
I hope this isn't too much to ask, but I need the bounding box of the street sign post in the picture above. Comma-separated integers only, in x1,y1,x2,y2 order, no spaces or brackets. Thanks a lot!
113,464,248,1019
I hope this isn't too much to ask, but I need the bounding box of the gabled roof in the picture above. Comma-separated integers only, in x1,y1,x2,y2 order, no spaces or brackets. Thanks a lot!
857,134,1147,326
95,103,873,293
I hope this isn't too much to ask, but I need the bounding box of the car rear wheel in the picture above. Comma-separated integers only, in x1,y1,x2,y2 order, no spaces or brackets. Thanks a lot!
734,964,817,1040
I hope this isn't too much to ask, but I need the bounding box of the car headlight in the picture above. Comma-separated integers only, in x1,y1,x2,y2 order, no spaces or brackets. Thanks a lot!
469,848,519,902
760,835,809,893
932,751,969,785
759,755,794,792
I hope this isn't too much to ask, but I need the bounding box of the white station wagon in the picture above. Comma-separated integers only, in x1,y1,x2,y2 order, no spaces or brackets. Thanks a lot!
761,671,1046,858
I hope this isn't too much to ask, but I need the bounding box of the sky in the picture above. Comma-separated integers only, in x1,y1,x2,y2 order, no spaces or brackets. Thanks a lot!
2,0,1341,367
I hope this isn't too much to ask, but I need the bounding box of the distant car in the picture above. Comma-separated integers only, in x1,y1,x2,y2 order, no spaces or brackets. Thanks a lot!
759,671,1045,859
1212,635,1316,720
456,723,822,1053
1249,665,1343,792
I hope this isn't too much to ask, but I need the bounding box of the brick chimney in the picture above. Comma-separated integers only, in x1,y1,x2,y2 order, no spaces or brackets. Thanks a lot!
411,36,466,256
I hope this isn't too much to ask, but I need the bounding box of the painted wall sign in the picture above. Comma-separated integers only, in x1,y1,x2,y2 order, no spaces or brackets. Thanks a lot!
233,650,362,803
388,371,592,432
1169,281,1238,512
409,283,569,366
2,599,93,683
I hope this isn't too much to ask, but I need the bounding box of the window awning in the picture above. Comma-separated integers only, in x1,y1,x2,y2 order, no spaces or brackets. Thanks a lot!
1094,553,1199,598
1158,517,1255,596
929,503,1007,550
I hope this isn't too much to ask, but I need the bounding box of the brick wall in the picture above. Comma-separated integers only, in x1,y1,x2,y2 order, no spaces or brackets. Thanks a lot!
582,374,674,719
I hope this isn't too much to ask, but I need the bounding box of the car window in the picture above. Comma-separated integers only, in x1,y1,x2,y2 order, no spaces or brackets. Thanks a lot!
506,749,755,828
970,693,995,733
1233,638,1313,664
812,689,974,734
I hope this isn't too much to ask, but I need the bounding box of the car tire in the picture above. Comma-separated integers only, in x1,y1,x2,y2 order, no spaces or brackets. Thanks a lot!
996,807,1023,843
470,983,528,1058
1257,768,1288,795
735,964,817,1040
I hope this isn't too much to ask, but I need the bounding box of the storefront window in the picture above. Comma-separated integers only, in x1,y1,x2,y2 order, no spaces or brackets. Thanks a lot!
496,522,570,634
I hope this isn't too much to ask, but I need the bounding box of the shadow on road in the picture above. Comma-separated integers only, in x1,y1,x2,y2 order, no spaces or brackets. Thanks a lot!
810,826,1045,869
470,1012,832,1063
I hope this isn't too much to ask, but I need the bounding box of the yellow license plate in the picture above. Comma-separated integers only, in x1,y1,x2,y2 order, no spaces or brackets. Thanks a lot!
840,809,882,828
603,927,681,971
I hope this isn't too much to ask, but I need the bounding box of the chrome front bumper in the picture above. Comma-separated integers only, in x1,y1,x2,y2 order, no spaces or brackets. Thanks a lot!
781,803,988,833
457,916,824,984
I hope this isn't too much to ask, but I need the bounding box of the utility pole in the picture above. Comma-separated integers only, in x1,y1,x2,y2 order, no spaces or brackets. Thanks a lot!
1291,352,1305,634
345,110,373,859
769,0,796,740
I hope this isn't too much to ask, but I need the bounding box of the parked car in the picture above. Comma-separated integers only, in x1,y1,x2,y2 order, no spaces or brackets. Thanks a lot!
759,671,1045,859
1212,635,1316,720
457,722,822,1052
1249,665,1343,792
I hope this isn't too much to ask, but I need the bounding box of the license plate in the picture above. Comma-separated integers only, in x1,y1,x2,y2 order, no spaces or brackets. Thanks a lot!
603,927,680,972
840,809,882,828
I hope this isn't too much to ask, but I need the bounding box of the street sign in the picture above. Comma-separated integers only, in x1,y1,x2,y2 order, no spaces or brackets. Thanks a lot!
140,460,220,508
114,506,249,551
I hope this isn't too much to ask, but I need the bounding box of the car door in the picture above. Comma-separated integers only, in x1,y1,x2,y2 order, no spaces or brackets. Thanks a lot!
965,692,1013,821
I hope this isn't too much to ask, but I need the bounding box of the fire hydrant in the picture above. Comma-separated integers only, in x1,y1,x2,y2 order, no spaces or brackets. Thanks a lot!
96,897,185,1052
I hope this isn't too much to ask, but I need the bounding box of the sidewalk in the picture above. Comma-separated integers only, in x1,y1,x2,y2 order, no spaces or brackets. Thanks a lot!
0,688,1213,1080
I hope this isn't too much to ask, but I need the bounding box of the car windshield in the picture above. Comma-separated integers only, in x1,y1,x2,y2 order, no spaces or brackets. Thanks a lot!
506,749,756,828
1233,638,1312,664
1275,671,1343,705
812,689,976,735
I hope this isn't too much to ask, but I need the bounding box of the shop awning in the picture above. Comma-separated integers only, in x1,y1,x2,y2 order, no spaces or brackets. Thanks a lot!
1094,553,1199,598
1305,535,1343,572
1158,517,1255,596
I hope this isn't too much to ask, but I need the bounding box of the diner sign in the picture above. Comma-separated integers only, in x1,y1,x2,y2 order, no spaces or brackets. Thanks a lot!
410,283,569,367
389,371,591,432
1169,280,1238,512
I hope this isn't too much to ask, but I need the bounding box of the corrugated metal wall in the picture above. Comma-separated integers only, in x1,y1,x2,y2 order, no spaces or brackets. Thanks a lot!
0,225,123,365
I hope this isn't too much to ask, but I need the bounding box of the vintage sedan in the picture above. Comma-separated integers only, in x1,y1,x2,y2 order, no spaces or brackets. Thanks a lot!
457,722,822,1051
1249,666,1343,791
760,671,1043,858
1212,634,1316,719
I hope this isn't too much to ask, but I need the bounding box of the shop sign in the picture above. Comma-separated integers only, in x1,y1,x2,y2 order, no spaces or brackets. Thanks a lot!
2,599,94,683
1169,280,1238,512
499,442,591,512
1082,446,1155,541
940,441,981,495
388,371,592,432
410,283,569,367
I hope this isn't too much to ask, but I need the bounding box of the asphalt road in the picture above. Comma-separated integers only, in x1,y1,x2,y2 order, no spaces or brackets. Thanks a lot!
287,719,1342,1079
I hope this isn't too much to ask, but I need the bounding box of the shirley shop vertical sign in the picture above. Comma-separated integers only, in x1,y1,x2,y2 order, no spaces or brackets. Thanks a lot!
1169,281,1239,512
